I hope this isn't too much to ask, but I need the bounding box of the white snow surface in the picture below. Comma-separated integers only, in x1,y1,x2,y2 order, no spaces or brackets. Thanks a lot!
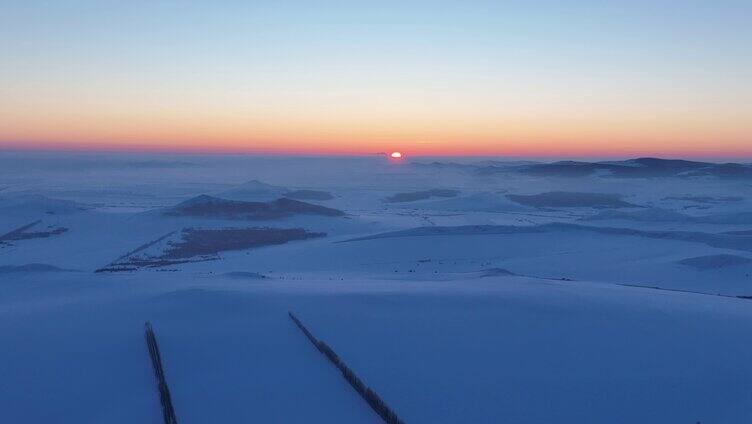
1,152,751,423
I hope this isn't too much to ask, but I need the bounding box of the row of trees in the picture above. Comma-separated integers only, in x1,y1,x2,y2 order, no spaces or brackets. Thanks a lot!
288,312,405,424
145,322,179,424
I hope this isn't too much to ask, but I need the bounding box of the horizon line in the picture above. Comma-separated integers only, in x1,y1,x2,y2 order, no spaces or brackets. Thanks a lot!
1,141,751,162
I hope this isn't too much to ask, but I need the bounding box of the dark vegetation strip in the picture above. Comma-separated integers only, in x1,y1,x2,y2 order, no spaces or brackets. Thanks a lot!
112,230,178,264
95,230,180,272
384,189,459,203
0,220,41,241
288,312,405,424
144,322,179,424
10,227,68,240
162,228,324,259
96,228,322,272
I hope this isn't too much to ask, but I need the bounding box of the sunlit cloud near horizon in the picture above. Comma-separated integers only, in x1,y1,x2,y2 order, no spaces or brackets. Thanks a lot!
1,1,750,158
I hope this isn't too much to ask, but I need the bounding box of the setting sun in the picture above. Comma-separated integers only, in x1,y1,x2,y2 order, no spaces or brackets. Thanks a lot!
390,152,403,159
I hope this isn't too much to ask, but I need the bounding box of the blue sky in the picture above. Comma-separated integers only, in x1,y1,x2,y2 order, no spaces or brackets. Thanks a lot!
1,1,750,156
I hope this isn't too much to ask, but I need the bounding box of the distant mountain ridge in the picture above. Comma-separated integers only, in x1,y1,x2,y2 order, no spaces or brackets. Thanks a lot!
413,157,752,179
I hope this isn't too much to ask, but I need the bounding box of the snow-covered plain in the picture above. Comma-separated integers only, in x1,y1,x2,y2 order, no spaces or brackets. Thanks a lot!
1,152,751,423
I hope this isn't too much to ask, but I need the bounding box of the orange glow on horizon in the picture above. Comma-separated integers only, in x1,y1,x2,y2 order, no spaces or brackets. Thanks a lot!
2,79,750,159
1,107,749,158
1,136,751,159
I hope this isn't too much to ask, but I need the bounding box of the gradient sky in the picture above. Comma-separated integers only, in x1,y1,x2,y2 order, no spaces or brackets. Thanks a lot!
1,1,750,157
